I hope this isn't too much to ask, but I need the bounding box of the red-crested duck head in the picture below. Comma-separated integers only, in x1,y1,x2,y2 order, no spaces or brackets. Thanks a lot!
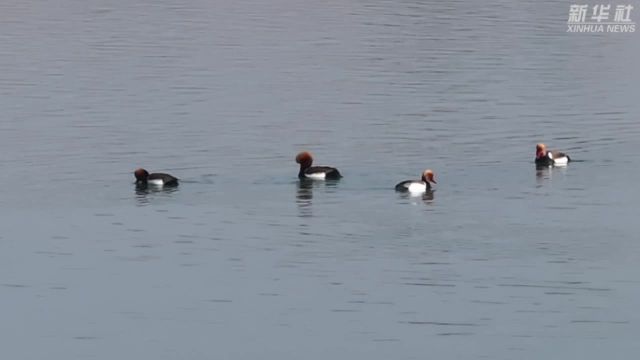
536,143,547,159
295,151,314,169
421,169,436,184
134,168,149,182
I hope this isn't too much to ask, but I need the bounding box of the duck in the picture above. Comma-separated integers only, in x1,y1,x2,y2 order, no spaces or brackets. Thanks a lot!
295,151,342,180
395,169,436,193
535,143,571,166
134,168,179,186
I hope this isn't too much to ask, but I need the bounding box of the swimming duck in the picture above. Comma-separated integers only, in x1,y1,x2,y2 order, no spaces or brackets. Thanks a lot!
295,151,342,180
134,168,179,186
535,143,570,166
395,169,436,193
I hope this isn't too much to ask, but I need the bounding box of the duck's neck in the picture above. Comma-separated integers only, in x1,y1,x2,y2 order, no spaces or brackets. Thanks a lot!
298,165,308,179
536,150,547,160
421,177,432,190
298,162,311,178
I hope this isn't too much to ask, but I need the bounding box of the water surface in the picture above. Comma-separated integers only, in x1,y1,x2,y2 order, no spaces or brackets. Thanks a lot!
1,0,639,359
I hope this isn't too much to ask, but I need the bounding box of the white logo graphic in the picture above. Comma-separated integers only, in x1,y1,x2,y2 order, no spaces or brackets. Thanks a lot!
567,4,635,32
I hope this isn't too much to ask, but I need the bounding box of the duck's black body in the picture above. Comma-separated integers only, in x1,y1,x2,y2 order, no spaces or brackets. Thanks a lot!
535,151,571,167
134,168,179,186
394,169,436,194
295,152,342,180
394,180,430,192
299,166,342,180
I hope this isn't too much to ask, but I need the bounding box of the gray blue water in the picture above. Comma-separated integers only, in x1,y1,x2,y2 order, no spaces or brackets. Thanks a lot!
1,0,639,359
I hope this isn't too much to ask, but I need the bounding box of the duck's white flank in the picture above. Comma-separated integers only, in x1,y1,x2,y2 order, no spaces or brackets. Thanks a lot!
305,172,326,180
407,182,427,193
553,158,568,166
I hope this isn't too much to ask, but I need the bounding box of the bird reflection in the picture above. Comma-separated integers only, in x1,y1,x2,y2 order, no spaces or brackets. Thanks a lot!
396,189,435,205
535,165,551,185
535,164,566,186
296,180,315,218
134,183,179,205
295,179,340,217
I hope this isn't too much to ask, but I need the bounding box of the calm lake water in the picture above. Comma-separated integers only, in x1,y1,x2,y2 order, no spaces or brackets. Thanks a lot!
1,0,639,359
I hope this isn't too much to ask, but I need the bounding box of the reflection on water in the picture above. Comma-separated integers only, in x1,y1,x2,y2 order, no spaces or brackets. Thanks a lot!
396,189,435,204
295,179,341,218
295,180,314,218
134,183,180,206
0,0,638,358
296,180,315,201
536,165,552,185
535,164,569,186
422,190,435,203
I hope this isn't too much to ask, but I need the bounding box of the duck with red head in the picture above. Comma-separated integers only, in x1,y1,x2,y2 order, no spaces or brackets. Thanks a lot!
535,143,570,167
295,151,342,180
395,169,436,194
134,168,179,186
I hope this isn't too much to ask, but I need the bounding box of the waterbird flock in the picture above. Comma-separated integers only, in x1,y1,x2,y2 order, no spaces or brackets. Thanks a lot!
134,143,571,195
